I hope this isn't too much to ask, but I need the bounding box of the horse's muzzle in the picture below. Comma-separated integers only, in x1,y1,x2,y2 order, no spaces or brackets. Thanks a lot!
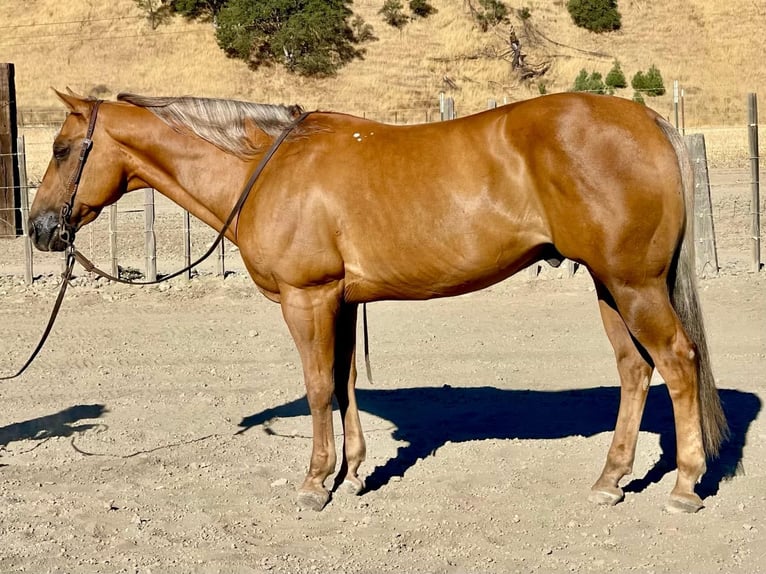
29,211,69,252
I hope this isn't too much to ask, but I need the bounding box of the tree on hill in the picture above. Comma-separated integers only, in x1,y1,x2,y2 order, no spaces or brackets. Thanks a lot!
468,0,510,32
379,0,409,28
566,0,621,33
211,0,370,77
379,0,436,29
571,69,607,94
135,0,173,29
605,60,627,89
632,64,666,96
410,0,437,19
169,0,226,21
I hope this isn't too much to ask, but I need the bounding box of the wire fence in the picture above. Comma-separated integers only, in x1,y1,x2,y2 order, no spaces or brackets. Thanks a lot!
1,97,763,284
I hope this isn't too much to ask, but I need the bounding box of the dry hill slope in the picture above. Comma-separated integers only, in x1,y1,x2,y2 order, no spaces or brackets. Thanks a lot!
1,0,764,125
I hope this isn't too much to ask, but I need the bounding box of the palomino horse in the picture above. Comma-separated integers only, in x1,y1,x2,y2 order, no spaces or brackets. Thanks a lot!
29,90,728,513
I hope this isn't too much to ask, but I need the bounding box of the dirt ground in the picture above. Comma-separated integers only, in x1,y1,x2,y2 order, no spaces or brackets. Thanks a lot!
0,169,764,574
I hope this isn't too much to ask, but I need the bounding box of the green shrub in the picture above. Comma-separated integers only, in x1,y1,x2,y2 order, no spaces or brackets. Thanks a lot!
605,60,627,89
566,0,621,33
409,0,436,18
572,69,607,94
473,0,509,32
380,0,409,28
351,15,377,42
632,91,646,105
631,64,665,96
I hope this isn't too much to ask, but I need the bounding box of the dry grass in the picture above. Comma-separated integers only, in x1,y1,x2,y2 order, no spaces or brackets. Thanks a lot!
3,0,764,122
2,0,764,175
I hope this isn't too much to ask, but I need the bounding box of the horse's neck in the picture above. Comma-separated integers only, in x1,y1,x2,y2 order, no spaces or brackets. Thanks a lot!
127,125,251,237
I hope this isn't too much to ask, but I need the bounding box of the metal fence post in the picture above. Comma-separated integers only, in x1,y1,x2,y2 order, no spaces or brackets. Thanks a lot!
17,134,33,284
748,93,761,272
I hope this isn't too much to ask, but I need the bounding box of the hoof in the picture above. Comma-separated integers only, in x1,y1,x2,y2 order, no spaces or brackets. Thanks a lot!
666,494,704,514
588,487,624,507
297,489,330,512
339,477,366,495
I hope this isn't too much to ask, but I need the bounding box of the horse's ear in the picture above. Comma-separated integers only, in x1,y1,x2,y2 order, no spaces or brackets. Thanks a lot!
52,88,90,115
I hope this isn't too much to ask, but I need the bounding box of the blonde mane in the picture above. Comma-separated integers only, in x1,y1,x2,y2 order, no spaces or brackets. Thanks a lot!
117,93,304,158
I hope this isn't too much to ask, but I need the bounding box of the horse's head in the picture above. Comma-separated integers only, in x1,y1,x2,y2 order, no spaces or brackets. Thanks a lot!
29,90,128,251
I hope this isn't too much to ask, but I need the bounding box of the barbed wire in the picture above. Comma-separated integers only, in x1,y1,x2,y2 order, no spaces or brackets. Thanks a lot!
0,27,211,48
0,15,145,31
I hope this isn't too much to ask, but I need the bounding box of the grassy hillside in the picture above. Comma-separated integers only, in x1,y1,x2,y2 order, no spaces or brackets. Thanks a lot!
1,0,764,125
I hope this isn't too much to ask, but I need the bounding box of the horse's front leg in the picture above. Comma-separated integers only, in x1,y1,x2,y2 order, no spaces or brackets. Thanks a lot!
280,283,343,511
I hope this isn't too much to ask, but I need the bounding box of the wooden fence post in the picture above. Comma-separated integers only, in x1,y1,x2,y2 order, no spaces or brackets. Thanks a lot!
684,133,719,276
748,93,761,272
144,188,157,281
0,62,21,238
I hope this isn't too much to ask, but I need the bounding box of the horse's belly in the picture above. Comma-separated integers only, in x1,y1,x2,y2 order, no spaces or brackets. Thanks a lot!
342,230,549,302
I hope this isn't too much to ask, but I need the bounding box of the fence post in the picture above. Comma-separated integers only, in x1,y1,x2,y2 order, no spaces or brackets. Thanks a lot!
218,238,226,277
684,133,719,277
0,62,21,238
183,210,192,279
144,188,157,281
439,92,445,121
109,204,118,277
17,134,33,284
527,263,541,278
748,93,761,272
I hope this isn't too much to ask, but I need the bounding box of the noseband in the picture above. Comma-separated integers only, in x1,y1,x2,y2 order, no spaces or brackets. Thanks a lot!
59,99,103,247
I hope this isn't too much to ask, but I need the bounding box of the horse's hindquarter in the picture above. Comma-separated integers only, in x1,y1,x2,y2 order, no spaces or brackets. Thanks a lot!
240,95,684,301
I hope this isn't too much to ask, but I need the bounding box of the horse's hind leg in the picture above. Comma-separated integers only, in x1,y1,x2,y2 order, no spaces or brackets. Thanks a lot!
603,278,707,512
332,302,367,495
590,279,654,506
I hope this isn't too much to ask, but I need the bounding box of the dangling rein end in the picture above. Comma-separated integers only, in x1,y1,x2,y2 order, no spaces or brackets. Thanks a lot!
363,303,373,385
0,250,77,380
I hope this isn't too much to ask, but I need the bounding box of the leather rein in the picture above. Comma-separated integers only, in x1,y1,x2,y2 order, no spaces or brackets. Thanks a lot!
1,102,310,380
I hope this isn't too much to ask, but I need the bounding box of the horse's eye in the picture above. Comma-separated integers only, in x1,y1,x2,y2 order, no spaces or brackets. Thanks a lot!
53,143,70,161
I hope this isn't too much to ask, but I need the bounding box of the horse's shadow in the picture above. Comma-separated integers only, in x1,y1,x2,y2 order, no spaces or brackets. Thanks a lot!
239,386,760,499
0,404,107,461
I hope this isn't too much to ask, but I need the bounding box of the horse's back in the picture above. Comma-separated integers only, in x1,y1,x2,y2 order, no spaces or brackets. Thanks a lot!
242,94,684,300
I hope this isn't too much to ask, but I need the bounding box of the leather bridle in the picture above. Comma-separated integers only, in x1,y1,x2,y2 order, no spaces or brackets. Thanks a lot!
2,103,311,379
59,99,103,247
